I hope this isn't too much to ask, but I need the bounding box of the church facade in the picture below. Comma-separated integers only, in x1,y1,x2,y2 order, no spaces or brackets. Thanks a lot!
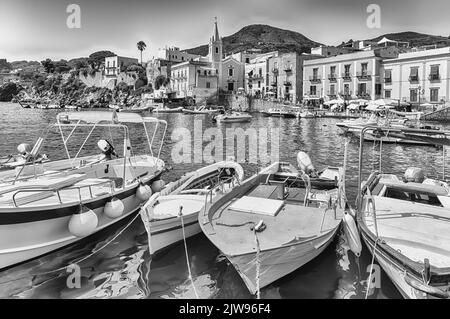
169,19,245,101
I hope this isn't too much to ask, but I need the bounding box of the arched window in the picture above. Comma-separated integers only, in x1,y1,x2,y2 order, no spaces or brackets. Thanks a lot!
215,47,219,54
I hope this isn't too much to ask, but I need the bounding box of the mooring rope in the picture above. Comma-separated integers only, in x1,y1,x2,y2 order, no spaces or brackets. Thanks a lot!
36,210,142,276
253,228,261,300
179,206,199,299
365,238,380,299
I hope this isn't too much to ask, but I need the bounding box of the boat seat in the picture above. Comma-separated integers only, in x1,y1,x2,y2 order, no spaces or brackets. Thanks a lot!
229,196,284,217
0,174,86,197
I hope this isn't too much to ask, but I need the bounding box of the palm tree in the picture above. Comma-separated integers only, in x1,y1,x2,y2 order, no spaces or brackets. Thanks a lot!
137,41,147,65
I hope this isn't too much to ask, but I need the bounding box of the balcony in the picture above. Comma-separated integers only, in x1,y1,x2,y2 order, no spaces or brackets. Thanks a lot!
429,74,441,82
384,77,392,84
328,74,337,82
198,73,217,78
409,75,419,83
248,74,264,80
310,76,321,83
357,91,372,98
284,81,292,86
342,73,352,81
327,91,337,97
340,91,353,98
356,71,372,80
284,66,292,72
270,81,277,87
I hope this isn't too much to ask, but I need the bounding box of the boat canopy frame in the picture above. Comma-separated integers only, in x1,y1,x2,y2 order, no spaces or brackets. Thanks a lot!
12,111,167,184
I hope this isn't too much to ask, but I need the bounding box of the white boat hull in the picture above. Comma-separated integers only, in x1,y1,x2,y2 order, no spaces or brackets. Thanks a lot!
0,207,138,270
361,231,450,299
146,213,201,255
229,228,338,294
0,171,163,270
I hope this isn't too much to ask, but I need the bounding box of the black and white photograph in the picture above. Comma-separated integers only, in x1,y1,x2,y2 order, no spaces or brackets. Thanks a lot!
1,0,450,304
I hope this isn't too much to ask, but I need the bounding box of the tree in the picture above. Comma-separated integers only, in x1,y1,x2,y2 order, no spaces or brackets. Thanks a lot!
137,41,147,65
154,75,170,90
87,51,115,71
41,58,55,73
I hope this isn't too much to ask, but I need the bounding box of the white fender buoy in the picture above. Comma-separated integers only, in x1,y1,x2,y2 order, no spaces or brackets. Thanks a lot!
104,197,125,219
68,206,99,237
136,183,152,201
343,212,362,258
151,180,166,193
297,151,315,173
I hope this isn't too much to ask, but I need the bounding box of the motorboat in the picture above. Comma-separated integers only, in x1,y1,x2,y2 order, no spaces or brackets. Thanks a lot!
140,161,244,255
355,126,450,299
0,111,167,270
213,112,252,123
298,111,317,119
268,108,298,118
336,114,379,134
153,105,184,113
108,104,122,110
119,105,152,113
199,152,346,295
182,105,219,115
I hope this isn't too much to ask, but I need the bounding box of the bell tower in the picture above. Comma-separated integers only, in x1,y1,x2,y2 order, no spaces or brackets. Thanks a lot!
208,17,223,87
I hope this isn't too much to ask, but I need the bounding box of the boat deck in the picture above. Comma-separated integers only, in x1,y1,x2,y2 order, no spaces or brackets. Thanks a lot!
365,196,450,268
207,184,343,256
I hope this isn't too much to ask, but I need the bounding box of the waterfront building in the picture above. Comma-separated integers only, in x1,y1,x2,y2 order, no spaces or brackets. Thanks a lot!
146,58,173,87
170,60,219,99
311,45,359,57
303,47,399,104
268,53,322,103
381,47,450,107
157,46,201,63
104,56,139,77
245,52,278,97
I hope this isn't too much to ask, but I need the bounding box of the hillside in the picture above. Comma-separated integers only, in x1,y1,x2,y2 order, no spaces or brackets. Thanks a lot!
186,24,321,56
368,31,450,47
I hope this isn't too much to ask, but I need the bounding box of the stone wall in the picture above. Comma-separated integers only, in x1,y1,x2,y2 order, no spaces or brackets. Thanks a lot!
227,93,297,112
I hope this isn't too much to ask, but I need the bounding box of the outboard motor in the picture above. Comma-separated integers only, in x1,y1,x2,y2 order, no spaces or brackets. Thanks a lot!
17,143,32,157
404,167,425,183
297,151,316,175
97,140,117,160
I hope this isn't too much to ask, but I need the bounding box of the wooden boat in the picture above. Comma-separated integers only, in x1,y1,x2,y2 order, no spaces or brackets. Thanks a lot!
108,104,121,110
182,105,219,115
64,105,79,110
213,112,252,123
355,126,450,299
298,111,317,119
268,108,298,118
140,161,244,255
119,105,152,113
17,99,34,109
0,111,167,270
199,154,345,295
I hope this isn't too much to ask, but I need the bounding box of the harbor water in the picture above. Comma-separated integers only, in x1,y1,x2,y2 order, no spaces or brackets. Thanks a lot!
2,102,448,299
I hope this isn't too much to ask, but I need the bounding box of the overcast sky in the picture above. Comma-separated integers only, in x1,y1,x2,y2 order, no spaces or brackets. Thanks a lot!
1,0,449,62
